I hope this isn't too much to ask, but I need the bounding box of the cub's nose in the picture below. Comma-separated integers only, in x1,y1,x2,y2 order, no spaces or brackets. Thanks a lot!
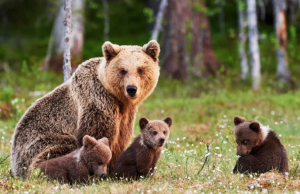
159,138,165,144
126,85,137,97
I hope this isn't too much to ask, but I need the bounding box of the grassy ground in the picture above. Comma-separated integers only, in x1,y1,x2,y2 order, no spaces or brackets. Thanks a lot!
1,70,300,193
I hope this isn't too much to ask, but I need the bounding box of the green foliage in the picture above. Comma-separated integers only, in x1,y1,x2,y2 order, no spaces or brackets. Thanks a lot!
143,8,154,23
0,86,14,104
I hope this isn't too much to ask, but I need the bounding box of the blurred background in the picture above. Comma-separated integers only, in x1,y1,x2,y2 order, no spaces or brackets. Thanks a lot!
0,0,300,120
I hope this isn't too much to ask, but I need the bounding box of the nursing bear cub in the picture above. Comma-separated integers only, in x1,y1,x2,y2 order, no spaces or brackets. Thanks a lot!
113,117,172,180
233,116,288,174
37,135,112,184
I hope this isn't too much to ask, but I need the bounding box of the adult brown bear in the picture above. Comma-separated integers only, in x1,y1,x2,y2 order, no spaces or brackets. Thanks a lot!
11,40,160,178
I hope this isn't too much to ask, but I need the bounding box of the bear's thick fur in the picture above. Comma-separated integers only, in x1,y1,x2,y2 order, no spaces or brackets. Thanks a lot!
11,40,160,178
233,116,289,174
113,117,172,180
37,136,112,184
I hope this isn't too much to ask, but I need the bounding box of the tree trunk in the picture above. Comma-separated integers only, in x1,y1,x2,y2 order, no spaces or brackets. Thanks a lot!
273,0,290,82
247,0,261,91
63,0,72,82
51,0,84,72
70,0,85,65
161,0,189,79
55,0,65,55
237,0,249,79
101,0,110,41
217,0,225,35
151,0,168,41
161,0,220,79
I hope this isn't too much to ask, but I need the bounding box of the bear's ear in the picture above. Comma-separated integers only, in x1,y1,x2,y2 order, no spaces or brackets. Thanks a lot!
102,41,121,61
163,117,172,127
143,40,160,62
83,135,97,149
234,116,246,126
98,137,109,147
249,122,260,133
139,117,149,130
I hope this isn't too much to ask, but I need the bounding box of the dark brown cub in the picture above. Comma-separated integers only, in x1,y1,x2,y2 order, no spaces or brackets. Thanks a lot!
113,117,172,180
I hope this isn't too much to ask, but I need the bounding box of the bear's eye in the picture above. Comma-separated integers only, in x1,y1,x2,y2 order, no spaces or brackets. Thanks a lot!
153,131,158,135
242,140,247,145
163,131,166,135
98,161,103,165
138,68,144,75
120,70,127,75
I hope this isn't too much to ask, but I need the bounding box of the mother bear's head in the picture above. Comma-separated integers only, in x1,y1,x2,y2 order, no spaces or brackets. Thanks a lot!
98,40,160,105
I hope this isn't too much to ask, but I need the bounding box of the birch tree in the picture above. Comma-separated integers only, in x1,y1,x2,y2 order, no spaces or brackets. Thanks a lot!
151,0,168,41
52,0,84,63
63,0,72,82
273,0,290,82
237,0,248,79
247,0,261,90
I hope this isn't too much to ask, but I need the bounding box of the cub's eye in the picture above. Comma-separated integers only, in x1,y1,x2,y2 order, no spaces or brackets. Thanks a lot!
163,131,166,135
120,70,127,75
98,162,103,165
153,131,158,135
242,140,247,145
138,69,144,74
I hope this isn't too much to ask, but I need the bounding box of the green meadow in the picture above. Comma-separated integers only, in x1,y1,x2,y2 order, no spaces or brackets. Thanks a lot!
1,69,300,193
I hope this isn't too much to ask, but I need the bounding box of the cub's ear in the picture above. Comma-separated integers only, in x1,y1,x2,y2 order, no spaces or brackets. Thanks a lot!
102,41,121,61
139,117,149,130
234,116,246,126
143,40,160,62
163,117,172,127
98,137,109,147
249,122,260,132
83,135,97,149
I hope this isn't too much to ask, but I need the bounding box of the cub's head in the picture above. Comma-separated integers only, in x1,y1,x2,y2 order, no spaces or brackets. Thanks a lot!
81,135,112,177
99,40,160,105
233,116,270,156
139,117,172,149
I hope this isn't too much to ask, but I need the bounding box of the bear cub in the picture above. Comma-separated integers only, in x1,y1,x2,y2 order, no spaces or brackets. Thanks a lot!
36,135,112,184
233,116,288,174
113,117,172,180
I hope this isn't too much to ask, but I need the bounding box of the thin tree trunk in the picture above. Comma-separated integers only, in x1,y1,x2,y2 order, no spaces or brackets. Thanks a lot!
55,0,65,55
217,0,225,35
63,0,72,82
273,0,290,81
151,0,168,41
43,25,55,71
101,0,109,41
238,0,249,79
258,0,266,21
247,0,261,90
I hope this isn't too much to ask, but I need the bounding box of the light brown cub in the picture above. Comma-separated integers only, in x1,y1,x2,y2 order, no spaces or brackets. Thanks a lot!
113,117,172,180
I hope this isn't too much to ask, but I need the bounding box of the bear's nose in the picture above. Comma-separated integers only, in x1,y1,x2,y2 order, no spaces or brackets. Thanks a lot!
126,85,137,97
159,138,165,144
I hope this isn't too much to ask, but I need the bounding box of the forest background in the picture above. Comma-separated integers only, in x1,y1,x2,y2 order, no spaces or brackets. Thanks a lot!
1,0,300,193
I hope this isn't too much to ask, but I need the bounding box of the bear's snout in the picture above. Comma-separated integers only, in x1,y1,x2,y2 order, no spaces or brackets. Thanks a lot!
159,138,165,145
126,85,137,97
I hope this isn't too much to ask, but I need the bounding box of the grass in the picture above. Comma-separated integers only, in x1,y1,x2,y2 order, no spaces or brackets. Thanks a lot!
1,70,300,193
